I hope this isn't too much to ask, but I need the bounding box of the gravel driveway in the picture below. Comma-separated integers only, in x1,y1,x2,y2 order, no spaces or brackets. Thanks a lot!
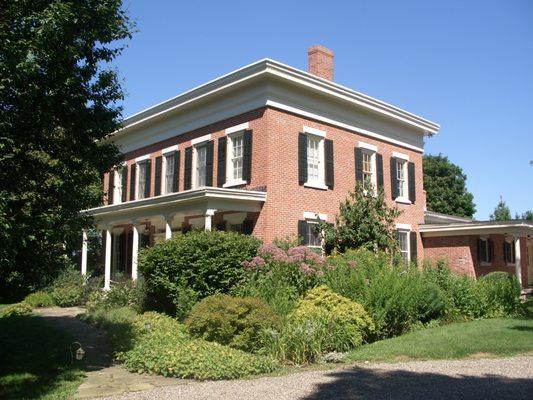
98,355,533,400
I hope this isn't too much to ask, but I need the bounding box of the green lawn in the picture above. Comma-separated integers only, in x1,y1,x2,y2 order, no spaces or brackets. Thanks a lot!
348,316,533,363
0,314,85,400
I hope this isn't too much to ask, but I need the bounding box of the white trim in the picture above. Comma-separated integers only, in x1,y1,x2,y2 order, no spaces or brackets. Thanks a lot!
396,223,412,230
223,179,247,188
393,151,410,161
191,134,211,146
303,126,326,137
395,197,412,205
304,182,328,191
303,211,327,221
135,154,150,163
358,141,378,152
162,145,178,154
225,122,249,135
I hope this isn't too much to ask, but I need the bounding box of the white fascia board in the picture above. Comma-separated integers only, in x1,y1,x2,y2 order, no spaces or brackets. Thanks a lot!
419,222,533,237
225,122,249,135
303,126,326,137
114,59,439,140
393,151,410,161
358,141,378,152
191,134,211,145
303,211,328,221
162,145,178,154
396,223,412,230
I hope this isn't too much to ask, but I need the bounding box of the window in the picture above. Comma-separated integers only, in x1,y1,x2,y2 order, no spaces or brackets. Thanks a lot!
113,168,123,204
361,150,376,192
195,145,207,188
396,160,407,199
231,133,243,181
397,230,409,262
479,238,490,264
306,134,324,184
504,239,516,264
164,153,175,194
306,222,322,247
137,162,147,199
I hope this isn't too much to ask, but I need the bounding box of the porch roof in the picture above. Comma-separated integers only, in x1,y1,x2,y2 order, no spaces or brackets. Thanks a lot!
82,187,266,226
419,219,533,237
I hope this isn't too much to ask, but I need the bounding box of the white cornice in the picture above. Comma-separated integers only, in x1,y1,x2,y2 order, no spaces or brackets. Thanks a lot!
111,59,439,143
420,221,533,237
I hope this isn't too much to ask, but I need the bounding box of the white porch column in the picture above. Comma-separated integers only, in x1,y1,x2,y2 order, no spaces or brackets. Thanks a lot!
131,224,140,281
104,228,112,290
81,229,88,277
164,215,172,240
514,235,522,287
204,209,216,231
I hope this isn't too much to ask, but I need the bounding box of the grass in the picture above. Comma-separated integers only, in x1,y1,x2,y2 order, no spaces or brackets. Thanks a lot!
348,316,533,363
0,314,85,400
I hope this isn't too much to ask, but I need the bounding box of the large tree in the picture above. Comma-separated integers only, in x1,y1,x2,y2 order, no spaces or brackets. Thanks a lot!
0,0,132,300
516,210,533,221
423,154,476,217
489,197,512,221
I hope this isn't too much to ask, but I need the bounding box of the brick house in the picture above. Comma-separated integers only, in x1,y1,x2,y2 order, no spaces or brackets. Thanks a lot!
81,46,533,290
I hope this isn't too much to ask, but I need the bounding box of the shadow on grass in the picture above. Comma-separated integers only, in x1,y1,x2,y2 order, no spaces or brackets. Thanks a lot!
508,325,533,333
0,313,106,399
302,366,533,400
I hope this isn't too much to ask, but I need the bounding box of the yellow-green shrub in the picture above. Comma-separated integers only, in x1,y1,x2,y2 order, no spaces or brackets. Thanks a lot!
0,302,33,318
23,291,55,308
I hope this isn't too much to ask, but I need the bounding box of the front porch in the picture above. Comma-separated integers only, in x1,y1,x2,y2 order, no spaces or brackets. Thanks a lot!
80,187,266,289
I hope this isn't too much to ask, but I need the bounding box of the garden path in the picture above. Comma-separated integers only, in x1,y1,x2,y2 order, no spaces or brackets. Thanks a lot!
36,307,185,399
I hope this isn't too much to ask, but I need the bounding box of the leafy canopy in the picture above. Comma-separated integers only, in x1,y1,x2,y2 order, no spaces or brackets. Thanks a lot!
490,196,512,221
423,154,476,217
320,185,401,254
0,0,132,300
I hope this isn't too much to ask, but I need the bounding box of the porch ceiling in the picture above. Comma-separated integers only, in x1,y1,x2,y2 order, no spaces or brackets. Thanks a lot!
81,187,266,226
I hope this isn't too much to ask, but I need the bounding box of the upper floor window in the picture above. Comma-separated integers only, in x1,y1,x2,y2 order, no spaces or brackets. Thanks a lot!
307,135,322,183
164,153,176,194
113,167,124,204
391,152,414,204
299,128,333,190
355,143,381,193
195,144,207,188
137,161,148,199
396,160,407,198
231,133,244,181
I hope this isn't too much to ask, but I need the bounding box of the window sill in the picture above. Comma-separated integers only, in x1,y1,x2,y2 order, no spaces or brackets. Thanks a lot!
507,263,516,267
304,181,328,190
395,197,412,205
223,179,247,188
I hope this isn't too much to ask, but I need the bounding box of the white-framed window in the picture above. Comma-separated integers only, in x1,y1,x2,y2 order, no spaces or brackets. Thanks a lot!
362,151,377,193
163,153,176,194
194,144,207,188
224,131,246,186
137,161,148,200
396,159,407,199
306,134,325,186
479,237,490,264
113,167,124,204
397,229,410,262
306,221,322,247
504,238,516,265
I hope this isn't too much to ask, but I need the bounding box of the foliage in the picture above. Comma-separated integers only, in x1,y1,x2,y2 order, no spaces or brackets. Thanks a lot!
86,280,146,313
423,154,476,217
479,272,522,317
319,185,401,254
234,243,324,316
0,0,133,301
490,196,512,221
515,210,533,221
322,249,448,337
186,294,281,352
0,302,33,318
49,269,84,307
0,314,84,399
23,291,55,308
139,230,261,317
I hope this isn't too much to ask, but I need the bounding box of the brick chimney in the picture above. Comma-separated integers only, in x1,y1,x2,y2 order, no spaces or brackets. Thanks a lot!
308,45,334,81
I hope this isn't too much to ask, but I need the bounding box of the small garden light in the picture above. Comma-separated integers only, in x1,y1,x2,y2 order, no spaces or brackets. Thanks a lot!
70,342,85,363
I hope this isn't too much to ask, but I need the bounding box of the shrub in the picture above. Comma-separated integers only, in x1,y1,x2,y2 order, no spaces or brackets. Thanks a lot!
86,280,146,313
186,294,281,352
0,302,33,318
139,230,261,317
479,272,522,317
48,268,84,307
23,291,55,308
83,307,138,353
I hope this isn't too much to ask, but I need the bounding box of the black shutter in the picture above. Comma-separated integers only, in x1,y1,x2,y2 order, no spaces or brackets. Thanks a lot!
154,156,162,196
477,238,484,262
354,147,363,183
376,153,384,191
108,170,114,204
390,157,398,200
325,138,334,188
121,167,128,203
242,219,254,235
217,136,227,187
298,220,308,245
129,164,136,200
488,239,494,262
205,140,214,187
408,162,416,203
243,130,253,183
184,147,192,190
144,159,151,198
410,231,418,264
298,133,307,185
172,151,180,193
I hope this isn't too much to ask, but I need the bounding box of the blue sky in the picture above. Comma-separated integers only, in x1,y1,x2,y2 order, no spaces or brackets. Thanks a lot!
114,0,532,220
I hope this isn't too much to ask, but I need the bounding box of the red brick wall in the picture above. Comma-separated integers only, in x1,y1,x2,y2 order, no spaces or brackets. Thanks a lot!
423,234,530,287
104,106,426,257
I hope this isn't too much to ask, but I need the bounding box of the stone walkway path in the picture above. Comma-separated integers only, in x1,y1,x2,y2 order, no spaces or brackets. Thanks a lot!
36,307,184,399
